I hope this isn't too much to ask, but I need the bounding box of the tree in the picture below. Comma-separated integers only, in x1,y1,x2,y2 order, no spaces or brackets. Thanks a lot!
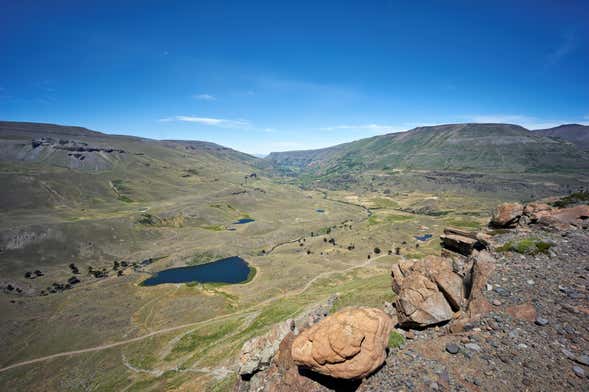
374,247,381,254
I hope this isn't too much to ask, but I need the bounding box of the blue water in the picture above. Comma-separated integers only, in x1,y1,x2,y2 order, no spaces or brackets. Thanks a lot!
234,218,255,224
141,256,251,286
415,234,433,241
316,209,325,213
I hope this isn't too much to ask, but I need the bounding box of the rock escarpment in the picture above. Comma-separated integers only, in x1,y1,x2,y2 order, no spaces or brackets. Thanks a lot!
491,200,589,230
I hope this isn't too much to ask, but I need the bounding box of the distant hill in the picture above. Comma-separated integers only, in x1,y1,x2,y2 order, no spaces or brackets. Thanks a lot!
266,123,589,176
0,121,261,171
534,124,589,149
0,121,264,212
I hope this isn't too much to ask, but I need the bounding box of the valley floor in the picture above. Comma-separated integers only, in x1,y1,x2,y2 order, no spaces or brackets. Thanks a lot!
0,182,548,391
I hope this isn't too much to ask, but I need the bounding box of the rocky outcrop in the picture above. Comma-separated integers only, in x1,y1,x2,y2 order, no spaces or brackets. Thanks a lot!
440,227,486,257
490,202,524,228
291,307,393,380
238,319,297,376
489,198,589,230
535,205,589,230
392,252,495,329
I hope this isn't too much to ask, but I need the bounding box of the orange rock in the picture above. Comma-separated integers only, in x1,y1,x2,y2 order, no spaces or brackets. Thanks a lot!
490,202,524,228
537,205,589,230
523,203,553,222
505,303,537,322
291,307,393,380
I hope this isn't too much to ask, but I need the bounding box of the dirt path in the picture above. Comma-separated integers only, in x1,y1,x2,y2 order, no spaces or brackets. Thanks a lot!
0,247,392,375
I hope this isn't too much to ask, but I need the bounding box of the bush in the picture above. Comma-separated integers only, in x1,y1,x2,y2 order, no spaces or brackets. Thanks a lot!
551,191,589,208
496,237,552,255
388,331,405,349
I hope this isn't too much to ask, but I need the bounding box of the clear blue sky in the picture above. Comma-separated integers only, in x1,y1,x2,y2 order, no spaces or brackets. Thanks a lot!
1,1,588,155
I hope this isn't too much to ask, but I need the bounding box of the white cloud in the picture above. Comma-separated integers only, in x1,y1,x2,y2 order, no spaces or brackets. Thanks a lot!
320,124,402,133
159,116,250,128
193,93,216,101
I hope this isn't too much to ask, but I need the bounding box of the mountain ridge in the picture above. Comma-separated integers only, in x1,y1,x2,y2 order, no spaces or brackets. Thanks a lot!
266,123,589,175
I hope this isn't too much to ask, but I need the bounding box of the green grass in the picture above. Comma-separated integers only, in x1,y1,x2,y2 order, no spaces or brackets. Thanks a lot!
186,251,223,265
170,319,242,356
370,197,399,209
552,191,589,208
330,275,395,313
368,214,413,225
206,374,237,392
200,225,225,231
118,195,134,203
445,218,481,229
388,331,405,349
496,237,552,255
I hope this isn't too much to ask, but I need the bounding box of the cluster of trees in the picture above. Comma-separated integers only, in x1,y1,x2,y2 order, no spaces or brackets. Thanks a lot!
24,270,43,279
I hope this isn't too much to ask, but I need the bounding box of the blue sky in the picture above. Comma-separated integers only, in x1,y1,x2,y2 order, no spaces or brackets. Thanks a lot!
1,1,588,155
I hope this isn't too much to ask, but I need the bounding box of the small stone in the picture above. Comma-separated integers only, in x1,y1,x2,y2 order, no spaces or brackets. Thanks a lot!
517,343,528,349
494,287,508,296
527,279,535,285
562,349,575,360
486,283,493,291
575,354,589,366
446,343,460,354
465,343,482,352
406,331,416,340
492,299,502,306
535,317,549,326
572,366,585,378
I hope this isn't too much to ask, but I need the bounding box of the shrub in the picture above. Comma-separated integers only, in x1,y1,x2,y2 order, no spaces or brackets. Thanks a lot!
496,237,552,255
388,331,405,349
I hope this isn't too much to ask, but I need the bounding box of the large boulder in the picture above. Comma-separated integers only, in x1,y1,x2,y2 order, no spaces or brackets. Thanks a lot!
392,252,496,329
490,202,523,228
522,202,553,222
464,251,496,318
392,256,463,327
238,319,296,376
536,205,589,230
291,307,393,380
396,273,455,327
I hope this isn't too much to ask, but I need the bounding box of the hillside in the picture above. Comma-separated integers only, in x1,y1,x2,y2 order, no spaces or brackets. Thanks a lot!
0,121,267,212
534,123,589,149
267,123,589,175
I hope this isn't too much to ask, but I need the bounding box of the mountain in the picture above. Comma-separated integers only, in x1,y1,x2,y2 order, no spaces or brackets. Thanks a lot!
266,123,589,176
534,124,589,149
0,121,264,213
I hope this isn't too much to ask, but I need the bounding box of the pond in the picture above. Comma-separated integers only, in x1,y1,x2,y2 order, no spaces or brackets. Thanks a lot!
234,218,255,224
415,234,433,241
141,256,251,286
316,209,325,213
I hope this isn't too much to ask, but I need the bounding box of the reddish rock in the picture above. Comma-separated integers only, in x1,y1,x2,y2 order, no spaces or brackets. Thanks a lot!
505,303,537,322
291,307,393,380
537,205,589,230
396,272,455,327
523,203,553,222
490,203,524,228
392,256,463,327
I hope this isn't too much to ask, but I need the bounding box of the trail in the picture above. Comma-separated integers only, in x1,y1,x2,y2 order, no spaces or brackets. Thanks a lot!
0,250,392,374
0,190,381,374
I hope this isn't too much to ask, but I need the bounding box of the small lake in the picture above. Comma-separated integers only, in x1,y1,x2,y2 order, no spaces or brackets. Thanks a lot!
142,256,251,286
234,218,255,224
415,234,433,241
